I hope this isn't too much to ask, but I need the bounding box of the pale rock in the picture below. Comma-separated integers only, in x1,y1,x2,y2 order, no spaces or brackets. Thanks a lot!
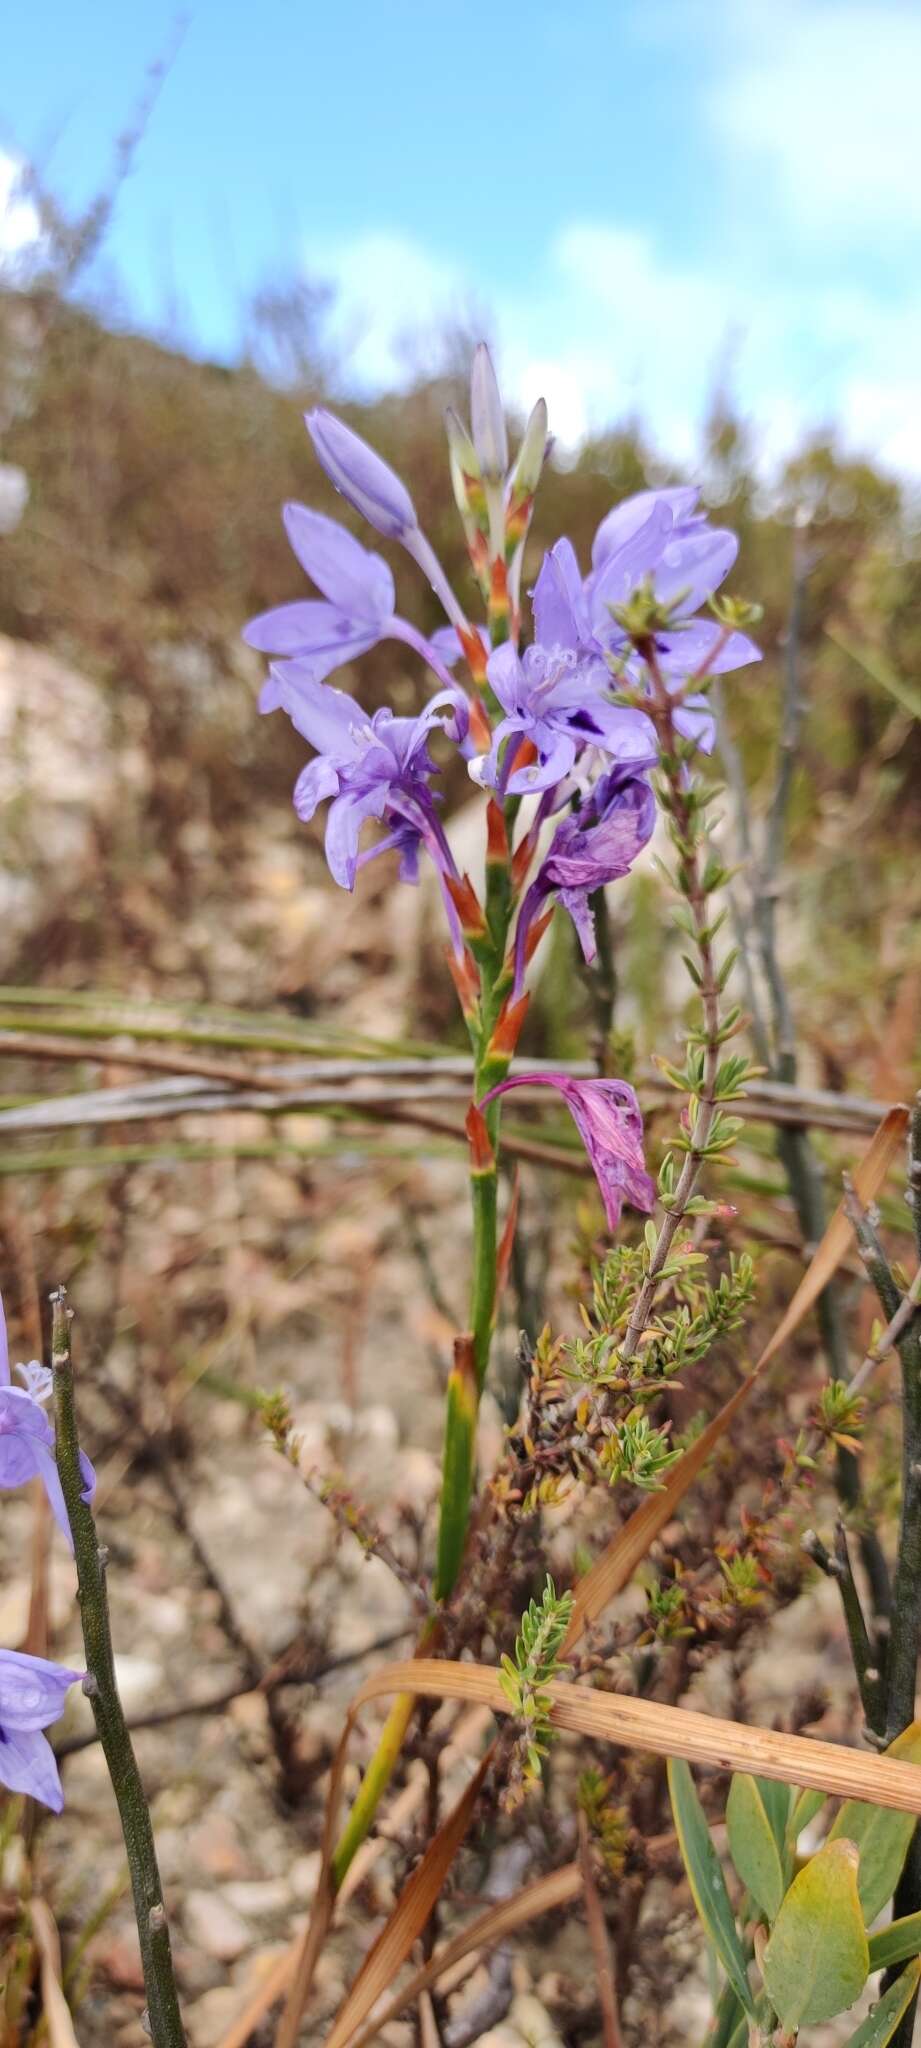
183,1889,251,1963
187,1811,252,1881
221,1878,290,1917
186,1985,247,2048
112,1654,163,1714
287,1850,322,1902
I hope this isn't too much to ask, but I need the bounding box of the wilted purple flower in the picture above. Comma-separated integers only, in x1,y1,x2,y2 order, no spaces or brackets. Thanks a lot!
480,1073,655,1232
0,1647,84,1810
513,768,656,992
0,1289,96,1547
243,505,469,729
472,639,656,797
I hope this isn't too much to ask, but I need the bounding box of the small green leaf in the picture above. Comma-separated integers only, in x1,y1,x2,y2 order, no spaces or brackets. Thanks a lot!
762,1838,869,2030
753,1776,794,1856
790,1785,828,1842
668,1758,755,2017
868,1910,921,1975
726,1774,786,1922
829,1722,921,1923
842,1957,921,2048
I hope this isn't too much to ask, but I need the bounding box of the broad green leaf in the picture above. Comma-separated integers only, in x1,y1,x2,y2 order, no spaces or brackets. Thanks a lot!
668,1758,755,2018
829,1722,921,1923
790,1785,828,1842
868,1910,921,1975
762,1838,869,2030
727,1774,786,1922
843,1957,921,2048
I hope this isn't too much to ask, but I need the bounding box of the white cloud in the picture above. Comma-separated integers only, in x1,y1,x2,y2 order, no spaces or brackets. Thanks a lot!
711,2,921,241
0,152,41,269
303,230,477,390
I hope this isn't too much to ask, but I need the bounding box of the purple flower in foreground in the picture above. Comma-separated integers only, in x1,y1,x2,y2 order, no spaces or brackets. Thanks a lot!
0,1290,96,1548
531,487,761,754
244,506,468,735
513,768,656,992
0,1647,84,1810
480,1073,655,1233
264,668,465,942
472,639,656,797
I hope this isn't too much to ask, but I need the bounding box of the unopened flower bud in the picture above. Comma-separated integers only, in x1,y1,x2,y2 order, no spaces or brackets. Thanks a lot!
305,408,417,540
470,342,508,480
506,396,548,506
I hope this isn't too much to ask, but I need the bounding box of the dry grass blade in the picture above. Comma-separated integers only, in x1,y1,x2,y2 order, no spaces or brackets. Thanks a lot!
29,1900,82,2048
564,1103,909,1650
351,1658,921,1814
321,1756,491,2048
346,1863,583,2048
578,1811,623,2048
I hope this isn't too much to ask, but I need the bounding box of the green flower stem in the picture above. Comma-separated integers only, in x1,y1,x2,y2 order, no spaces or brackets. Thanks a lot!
329,1636,434,1889
331,817,518,1885
434,1336,479,1603
470,1142,499,1389
51,1290,187,2048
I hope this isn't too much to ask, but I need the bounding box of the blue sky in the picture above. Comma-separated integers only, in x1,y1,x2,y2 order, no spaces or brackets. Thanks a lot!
3,0,921,470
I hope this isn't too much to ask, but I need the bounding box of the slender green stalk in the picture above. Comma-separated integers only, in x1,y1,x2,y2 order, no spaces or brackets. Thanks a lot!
51,1290,187,2048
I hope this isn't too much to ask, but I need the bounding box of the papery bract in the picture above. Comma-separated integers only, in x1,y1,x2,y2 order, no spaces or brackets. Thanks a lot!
479,1073,655,1232
0,1647,84,1811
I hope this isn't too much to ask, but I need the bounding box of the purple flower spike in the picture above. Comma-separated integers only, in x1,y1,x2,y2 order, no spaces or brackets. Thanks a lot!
0,1286,96,1548
513,768,656,992
0,1647,84,1811
305,409,417,540
479,1073,655,1233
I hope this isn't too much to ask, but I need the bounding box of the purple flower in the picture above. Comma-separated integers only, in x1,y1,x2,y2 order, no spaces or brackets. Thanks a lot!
0,1289,96,1548
244,505,469,731
0,1647,84,1810
479,1073,655,1233
472,638,656,797
513,768,656,992
263,667,466,943
530,489,761,754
